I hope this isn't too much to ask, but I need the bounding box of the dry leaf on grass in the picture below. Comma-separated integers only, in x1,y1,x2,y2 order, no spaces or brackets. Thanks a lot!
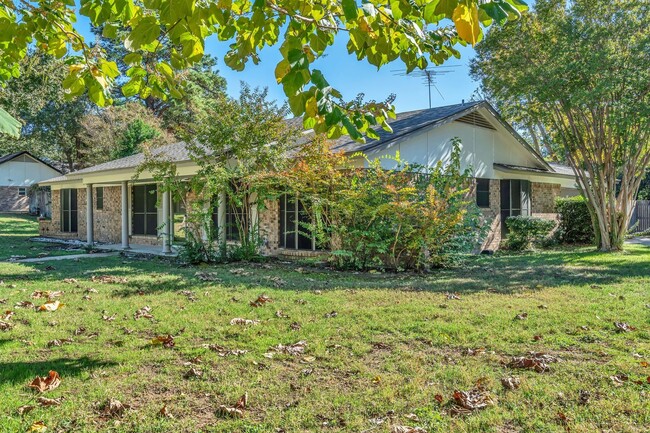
102,313,116,321
235,393,247,409
506,353,558,373
15,301,35,309
445,292,461,300
194,271,222,282
229,268,251,276
250,295,273,307
91,275,127,284
501,376,521,390
29,371,61,393
134,306,153,320
37,301,62,312
99,398,128,417
184,367,203,379
578,390,590,405
151,335,175,348
29,421,47,432
514,312,528,320
610,373,628,386
614,322,636,333
17,405,35,416
230,318,260,326
85,288,98,294
272,340,307,355
216,405,243,418
73,327,86,336
47,338,73,348
464,347,485,356
0,321,13,331
63,278,78,284
391,426,427,433
324,311,338,318
275,310,288,318
204,344,248,357
2,310,14,320
290,322,301,331
450,388,495,415
37,396,64,407
0,298,7,304
159,405,174,418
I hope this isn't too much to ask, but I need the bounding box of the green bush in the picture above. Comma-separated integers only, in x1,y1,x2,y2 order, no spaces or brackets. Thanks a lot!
555,196,594,244
505,216,556,250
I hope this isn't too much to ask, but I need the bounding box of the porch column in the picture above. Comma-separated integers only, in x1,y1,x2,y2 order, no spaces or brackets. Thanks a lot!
86,184,93,246
162,188,172,254
121,181,129,249
218,191,226,245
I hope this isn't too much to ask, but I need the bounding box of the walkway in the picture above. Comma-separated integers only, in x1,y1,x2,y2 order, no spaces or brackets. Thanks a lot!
626,237,650,247
15,252,118,263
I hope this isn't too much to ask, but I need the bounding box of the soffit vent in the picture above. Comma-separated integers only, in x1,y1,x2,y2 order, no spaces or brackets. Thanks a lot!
455,111,496,130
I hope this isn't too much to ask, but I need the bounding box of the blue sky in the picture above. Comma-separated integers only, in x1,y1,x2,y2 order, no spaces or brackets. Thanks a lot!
76,16,481,114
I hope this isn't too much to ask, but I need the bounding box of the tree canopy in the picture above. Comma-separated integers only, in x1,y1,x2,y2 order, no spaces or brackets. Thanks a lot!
0,0,527,140
471,0,650,250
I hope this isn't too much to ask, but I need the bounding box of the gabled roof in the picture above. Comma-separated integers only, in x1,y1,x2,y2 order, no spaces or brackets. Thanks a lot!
330,100,552,172
0,151,62,173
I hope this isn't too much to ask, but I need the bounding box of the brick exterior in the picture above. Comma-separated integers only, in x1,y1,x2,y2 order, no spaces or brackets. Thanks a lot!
0,186,29,212
532,182,561,214
477,179,502,251
258,199,279,254
93,186,122,243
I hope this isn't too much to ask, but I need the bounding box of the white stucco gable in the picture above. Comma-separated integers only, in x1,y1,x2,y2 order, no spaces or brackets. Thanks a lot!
0,152,62,187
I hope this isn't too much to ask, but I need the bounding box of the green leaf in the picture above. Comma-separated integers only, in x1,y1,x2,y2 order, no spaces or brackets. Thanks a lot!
274,59,291,83
341,0,358,21
124,16,160,51
102,23,118,38
121,78,142,97
99,59,120,78
310,69,329,90
123,52,142,65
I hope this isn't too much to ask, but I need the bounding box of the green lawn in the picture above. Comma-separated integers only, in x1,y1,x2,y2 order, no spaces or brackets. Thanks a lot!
0,216,648,432
0,213,83,261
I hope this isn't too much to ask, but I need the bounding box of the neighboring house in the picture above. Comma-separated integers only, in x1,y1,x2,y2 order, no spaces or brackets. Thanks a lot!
37,101,579,253
0,151,62,214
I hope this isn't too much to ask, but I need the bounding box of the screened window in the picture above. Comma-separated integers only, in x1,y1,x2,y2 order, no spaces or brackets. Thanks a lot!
500,179,531,234
18,187,26,196
96,187,104,210
476,179,490,208
278,194,315,250
132,184,158,236
60,188,78,233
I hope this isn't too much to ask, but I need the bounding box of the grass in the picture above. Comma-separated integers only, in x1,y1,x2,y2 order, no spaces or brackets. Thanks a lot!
0,213,84,261
0,215,649,432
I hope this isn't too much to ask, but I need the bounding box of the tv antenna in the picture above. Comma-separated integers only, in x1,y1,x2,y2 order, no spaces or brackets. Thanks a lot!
392,65,459,109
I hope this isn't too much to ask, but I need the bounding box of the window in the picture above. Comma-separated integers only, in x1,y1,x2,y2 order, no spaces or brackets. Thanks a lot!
225,199,247,242
96,187,104,210
132,184,158,236
476,179,490,208
60,188,78,232
500,179,531,235
278,194,315,250
18,187,26,196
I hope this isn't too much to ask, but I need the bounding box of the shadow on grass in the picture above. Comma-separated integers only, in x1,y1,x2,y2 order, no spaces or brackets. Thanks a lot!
0,356,117,387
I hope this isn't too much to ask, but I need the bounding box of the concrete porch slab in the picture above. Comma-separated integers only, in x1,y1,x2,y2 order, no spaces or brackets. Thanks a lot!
92,243,179,257
15,252,119,263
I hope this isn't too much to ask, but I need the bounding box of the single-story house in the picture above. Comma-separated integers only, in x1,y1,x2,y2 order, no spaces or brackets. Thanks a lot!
0,151,62,214
37,101,579,254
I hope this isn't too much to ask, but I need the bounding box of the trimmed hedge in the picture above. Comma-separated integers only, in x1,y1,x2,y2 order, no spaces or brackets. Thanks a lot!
555,196,594,244
504,216,556,250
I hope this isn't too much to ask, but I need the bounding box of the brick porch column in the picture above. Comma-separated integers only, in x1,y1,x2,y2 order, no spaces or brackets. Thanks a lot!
86,184,94,246
121,181,130,249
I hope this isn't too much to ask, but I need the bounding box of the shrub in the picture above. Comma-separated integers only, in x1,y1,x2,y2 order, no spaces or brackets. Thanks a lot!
504,216,556,250
555,196,594,244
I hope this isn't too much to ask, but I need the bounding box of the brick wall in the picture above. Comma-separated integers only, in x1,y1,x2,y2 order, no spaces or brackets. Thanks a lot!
0,186,29,212
472,178,501,251
94,186,122,243
532,182,561,214
39,189,80,240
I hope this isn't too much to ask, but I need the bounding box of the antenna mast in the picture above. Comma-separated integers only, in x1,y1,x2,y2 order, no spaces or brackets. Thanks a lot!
392,66,459,109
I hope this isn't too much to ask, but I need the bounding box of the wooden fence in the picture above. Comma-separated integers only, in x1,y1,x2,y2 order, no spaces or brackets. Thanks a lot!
629,200,650,233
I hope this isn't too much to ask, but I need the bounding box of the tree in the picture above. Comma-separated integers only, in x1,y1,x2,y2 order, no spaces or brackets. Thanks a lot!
0,53,91,170
0,0,527,140
470,0,650,251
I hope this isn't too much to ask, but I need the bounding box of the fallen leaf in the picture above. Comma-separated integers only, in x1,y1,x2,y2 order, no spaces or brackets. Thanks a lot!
533,335,543,341
537,304,548,309
514,312,528,320
63,278,78,284
159,405,174,418
614,322,636,333
2,310,14,320
205,344,248,357
610,373,628,386
15,301,35,309
235,393,247,409
250,294,273,307
464,347,485,356
501,376,521,390
290,322,301,331
391,426,427,433
102,313,116,321
37,301,62,312
151,335,175,348
446,292,461,300
134,306,153,320
37,396,63,407
640,361,649,368
272,340,306,355
29,371,61,393
184,367,203,379
324,311,338,318
275,310,288,318
451,388,495,414
230,318,260,326
216,405,243,418
372,376,382,384
17,405,35,416
92,275,127,284
194,271,222,282
47,338,73,348
0,320,13,331
578,390,590,405
506,353,558,373
434,394,443,404
73,327,86,336
29,421,47,432
99,398,127,417
229,268,251,276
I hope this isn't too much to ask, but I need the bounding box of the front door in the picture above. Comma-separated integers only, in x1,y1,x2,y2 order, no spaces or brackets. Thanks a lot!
500,180,531,236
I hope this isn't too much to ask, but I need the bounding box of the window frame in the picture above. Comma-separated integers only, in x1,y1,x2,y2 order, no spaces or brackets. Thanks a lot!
17,187,27,196
278,193,316,251
96,186,104,210
131,184,158,236
476,178,490,208
225,199,247,242
60,188,78,233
